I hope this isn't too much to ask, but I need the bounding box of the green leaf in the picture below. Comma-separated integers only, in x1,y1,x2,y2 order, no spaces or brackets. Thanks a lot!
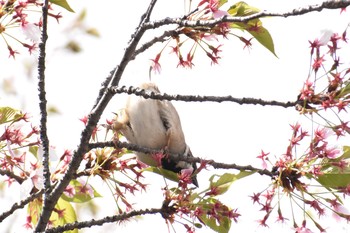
218,0,228,8
50,0,75,12
227,1,260,16
50,198,78,233
317,146,350,189
65,41,82,53
77,8,87,22
194,222,203,228
317,172,350,189
85,28,100,37
248,25,277,56
333,146,350,162
336,82,350,98
209,171,254,195
318,146,350,171
62,179,102,203
227,2,277,56
199,213,231,233
144,166,180,183
0,106,24,124
48,105,61,115
29,145,39,157
28,198,43,225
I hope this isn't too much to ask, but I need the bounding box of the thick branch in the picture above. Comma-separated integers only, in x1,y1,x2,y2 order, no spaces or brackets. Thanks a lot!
109,85,296,108
89,141,275,177
37,1,51,189
92,68,116,110
33,0,348,231
144,0,350,30
34,0,160,231
35,0,51,231
44,208,163,233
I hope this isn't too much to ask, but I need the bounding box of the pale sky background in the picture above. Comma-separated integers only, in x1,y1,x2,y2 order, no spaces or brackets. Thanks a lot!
1,0,350,232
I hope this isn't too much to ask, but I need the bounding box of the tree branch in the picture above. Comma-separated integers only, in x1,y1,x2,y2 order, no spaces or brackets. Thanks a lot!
0,189,43,223
33,0,348,231
35,0,51,231
44,208,163,233
144,0,350,30
89,141,276,177
37,1,51,189
131,29,180,60
92,0,160,109
34,0,161,231
109,85,297,108
0,169,25,184
92,68,116,110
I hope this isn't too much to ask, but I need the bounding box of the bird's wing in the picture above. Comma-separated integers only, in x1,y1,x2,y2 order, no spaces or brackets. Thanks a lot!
157,100,186,154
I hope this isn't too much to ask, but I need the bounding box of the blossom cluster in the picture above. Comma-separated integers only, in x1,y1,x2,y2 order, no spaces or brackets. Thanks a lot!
160,170,240,233
253,28,350,232
254,123,350,231
298,29,350,117
150,0,263,73
0,109,40,188
0,0,61,58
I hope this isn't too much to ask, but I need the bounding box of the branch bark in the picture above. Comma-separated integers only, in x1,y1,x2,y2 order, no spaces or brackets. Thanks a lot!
0,189,43,223
44,208,163,233
110,85,297,108
32,0,350,231
89,141,276,177
34,0,160,231
35,0,52,231
144,0,350,30
0,169,25,184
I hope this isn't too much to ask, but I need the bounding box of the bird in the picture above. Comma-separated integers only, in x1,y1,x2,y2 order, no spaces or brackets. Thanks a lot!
112,82,198,187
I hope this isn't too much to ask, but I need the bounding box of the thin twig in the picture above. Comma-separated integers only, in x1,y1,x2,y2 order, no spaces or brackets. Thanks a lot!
0,189,43,223
44,208,163,233
32,0,349,231
144,0,350,30
89,141,276,177
129,1,350,72
34,0,161,231
0,169,25,184
109,85,297,108
109,0,159,87
92,68,116,110
132,29,180,60
92,0,159,108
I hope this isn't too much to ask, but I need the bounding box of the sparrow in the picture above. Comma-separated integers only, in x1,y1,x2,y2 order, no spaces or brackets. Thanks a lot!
113,82,198,187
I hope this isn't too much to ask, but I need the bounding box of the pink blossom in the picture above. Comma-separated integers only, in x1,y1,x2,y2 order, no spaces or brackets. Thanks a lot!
150,53,162,73
30,167,43,190
64,184,76,198
332,204,350,221
318,30,333,46
257,150,269,169
213,9,228,18
21,23,41,42
23,215,33,229
324,146,341,159
314,127,331,142
77,178,94,198
294,221,313,233
178,167,194,188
